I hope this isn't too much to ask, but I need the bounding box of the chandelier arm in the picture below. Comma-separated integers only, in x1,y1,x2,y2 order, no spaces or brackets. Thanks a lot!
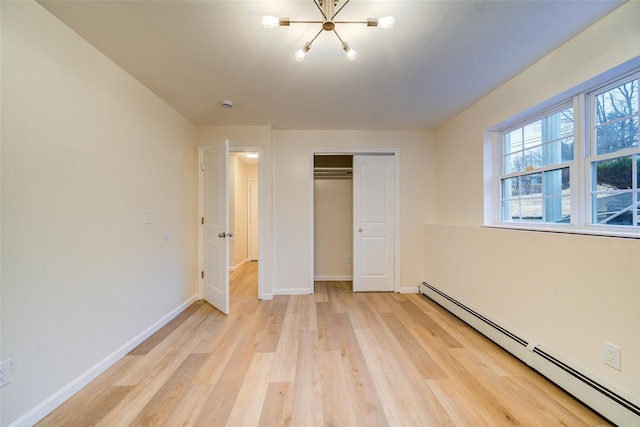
289,20,324,24
312,0,328,20
309,27,325,44
332,28,346,45
334,21,368,25
331,0,351,20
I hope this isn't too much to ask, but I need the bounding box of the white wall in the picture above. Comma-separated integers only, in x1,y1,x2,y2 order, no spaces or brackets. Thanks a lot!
428,1,640,404
273,130,436,294
0,2,197,425
314,178,353,279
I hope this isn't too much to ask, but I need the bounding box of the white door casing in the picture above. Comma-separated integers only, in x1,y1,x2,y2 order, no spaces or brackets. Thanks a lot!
353,155,395,292
249,178,259,261
203,141,229,314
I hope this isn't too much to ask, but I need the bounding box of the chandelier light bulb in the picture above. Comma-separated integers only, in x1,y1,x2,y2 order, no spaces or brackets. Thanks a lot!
295,42,311,61
377,16,395,29
262,15,280,29
342,43,357,61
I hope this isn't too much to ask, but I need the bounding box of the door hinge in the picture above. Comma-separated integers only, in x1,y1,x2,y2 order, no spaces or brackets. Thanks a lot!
201,162,205,171
201,270,205,279
201,217,204,225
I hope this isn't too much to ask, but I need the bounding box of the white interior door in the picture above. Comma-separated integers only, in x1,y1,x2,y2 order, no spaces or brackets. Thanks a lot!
249,178,259,261
353,155,395,292
203,141,229,314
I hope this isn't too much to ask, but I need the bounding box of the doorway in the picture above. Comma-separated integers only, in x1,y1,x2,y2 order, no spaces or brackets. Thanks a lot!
198,146,262,314
228,151,260,308
311,150,399,293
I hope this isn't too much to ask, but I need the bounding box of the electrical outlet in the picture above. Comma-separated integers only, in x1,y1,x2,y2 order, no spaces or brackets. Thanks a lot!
603,342,621,370
0,359,12,388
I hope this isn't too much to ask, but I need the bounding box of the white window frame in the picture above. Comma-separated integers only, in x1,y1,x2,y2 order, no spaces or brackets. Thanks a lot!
497,103,576,227
584,72,640,234
485,57,640,238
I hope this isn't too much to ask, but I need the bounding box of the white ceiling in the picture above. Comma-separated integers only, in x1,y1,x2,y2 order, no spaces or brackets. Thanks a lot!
38,0,625,130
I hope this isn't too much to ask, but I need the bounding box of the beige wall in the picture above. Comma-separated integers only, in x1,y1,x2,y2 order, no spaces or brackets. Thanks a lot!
1,2,197,424
273,130,436,294
314,178,353,279
428,1,640,402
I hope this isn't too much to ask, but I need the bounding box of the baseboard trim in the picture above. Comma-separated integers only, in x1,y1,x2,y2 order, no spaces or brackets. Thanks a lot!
229,258,249,272
273,288,313,296
419,281,640,426
313,275,353,281
9,295,199,427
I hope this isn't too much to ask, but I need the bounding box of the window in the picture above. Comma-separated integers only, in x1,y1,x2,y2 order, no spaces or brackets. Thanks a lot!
500,106,573,223
588,78,639,227
493,66,640,235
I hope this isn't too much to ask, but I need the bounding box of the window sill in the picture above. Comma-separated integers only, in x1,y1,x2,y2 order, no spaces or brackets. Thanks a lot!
483,223,640,240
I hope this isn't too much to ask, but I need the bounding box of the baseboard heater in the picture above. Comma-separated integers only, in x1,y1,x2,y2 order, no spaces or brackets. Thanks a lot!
420,281,640,427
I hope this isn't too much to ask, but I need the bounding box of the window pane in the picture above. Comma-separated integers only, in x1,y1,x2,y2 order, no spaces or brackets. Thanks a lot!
596,116,639,155
501,199,520,221
545,137,573,164
546,107,574,139
521,198,543,221
502,177,519,197
523,146,542,170
504,152,523,174
504,129,522,155
595,80,638,126
521,172,542,196
523,121,543,148
544,168,570,223
594,156,632,190
593,191,633,225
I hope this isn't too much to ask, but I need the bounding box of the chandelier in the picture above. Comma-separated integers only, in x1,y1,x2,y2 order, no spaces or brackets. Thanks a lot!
262,0,394,61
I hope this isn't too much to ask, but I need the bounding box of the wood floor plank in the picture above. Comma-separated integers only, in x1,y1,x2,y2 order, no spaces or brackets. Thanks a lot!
226,352,276,427
258,382,295,426
324,312,389,426
128,300,207,355
448,347,525,426
36,385,134,427
357,322,455,426
289,330,324,427
319,350,358,427
192,319,265,426
353,327,432,426
381,311,448,380
270,313,302,383
314,280,329,303
159,384,214,427
39,268,613,427
129,352,210,426
35,355,139,426
427,378,492,427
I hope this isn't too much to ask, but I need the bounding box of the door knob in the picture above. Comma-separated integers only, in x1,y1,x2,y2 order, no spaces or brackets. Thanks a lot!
358,228,363,233
218,232,226,238
228,232,233,238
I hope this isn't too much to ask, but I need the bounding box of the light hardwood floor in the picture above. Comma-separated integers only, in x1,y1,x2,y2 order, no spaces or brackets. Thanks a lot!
37,261,612,426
